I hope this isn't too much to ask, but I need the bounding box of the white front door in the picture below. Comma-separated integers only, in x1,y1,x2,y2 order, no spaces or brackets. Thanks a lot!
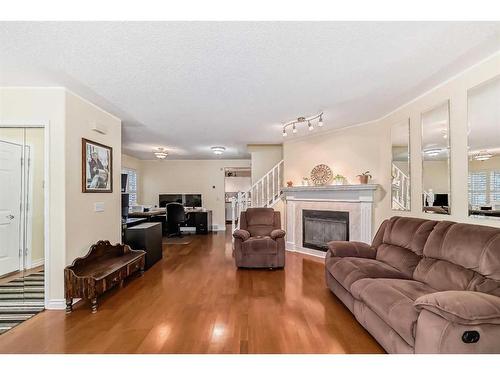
0,140,23,277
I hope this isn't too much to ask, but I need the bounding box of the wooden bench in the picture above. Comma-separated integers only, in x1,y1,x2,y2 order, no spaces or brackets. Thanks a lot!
64,240,146,313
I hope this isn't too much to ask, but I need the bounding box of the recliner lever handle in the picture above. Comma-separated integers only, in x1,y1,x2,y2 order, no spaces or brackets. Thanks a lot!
462,330,480,344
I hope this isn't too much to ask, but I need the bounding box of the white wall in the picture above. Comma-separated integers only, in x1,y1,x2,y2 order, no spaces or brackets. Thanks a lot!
140,159,251,229
284,52,500,230
247,144,283,184
0,87,122,306
225,176,251,193
64,91,122,267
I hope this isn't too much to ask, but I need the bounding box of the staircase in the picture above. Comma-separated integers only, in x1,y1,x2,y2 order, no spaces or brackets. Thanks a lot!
231,160,284,233
391,163,410,210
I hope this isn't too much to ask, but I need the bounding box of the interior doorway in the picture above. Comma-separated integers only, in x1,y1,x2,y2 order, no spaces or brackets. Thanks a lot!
0,127,45,335
224,167,251,224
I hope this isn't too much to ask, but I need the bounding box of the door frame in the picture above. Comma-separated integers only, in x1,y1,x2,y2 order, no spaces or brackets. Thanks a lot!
0,122,50,308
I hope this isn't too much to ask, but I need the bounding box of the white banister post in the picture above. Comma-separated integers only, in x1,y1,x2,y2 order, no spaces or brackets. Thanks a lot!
231,197,237,234
261,180,264,206
237,192,243,228
272,168,275,201
266,174,269,206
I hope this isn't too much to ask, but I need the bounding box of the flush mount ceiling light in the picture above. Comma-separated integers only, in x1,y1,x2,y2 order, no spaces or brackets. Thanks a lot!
154,147,168,159
473,150,493,161
282,112,324,137
211,146,226,155
423,148,442,157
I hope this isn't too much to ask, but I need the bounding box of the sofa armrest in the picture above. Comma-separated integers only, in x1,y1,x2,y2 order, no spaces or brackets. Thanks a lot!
233,229,251,241
326,241,376,259
415,291,500,325
270,229,286,240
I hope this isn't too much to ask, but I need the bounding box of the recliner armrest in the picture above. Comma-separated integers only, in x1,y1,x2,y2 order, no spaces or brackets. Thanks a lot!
326,241,376,259
233,229,251,241
270,229,286,240
415,291,500,325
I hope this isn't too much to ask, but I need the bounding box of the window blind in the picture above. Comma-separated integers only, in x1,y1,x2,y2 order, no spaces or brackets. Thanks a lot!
122,168,138,206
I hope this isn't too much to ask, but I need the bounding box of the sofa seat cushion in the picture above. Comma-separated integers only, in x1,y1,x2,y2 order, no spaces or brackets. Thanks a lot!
351,278,437,347
326,256,409,292
241,236,277,255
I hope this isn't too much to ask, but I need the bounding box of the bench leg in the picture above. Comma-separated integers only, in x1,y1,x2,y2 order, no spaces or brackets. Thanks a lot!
140,266,145,276
120,280,124,288
91,298,98,314
65,298,73,314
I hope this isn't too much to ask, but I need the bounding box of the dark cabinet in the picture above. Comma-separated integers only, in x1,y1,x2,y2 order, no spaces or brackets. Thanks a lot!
186,211,212,234
125,222,163,270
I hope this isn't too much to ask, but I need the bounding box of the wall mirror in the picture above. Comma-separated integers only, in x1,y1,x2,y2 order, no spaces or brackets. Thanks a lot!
467,75,500,220
391,119,411,211
421,101,451,215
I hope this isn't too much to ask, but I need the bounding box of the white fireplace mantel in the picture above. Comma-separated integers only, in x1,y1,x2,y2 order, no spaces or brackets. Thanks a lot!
282,184,379,257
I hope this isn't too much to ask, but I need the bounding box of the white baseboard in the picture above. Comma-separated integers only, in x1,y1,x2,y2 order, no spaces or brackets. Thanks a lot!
30,258,45,269
286,246,326,259
212,224,226,231
45,299,66,310
46,298,82,310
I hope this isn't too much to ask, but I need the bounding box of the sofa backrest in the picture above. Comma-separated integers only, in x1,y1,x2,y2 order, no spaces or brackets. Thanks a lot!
374,216,437,278
414,221,500,295
240,208,281,237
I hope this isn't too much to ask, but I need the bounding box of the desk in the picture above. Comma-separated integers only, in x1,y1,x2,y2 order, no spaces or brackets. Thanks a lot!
128,208,212,234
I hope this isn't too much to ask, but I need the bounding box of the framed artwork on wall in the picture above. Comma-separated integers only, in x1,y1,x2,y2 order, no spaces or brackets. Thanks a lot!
82,138,113,193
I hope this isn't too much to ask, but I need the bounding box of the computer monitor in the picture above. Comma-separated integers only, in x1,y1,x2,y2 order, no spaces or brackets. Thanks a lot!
184,194,202,208
433,194,449,207
159,194,183,208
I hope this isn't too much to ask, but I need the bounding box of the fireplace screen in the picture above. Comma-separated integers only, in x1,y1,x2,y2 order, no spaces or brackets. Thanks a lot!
302,210,349,251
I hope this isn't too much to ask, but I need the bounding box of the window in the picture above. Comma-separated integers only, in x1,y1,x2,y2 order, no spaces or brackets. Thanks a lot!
122,168,138,206
491,171,500,204
468,170,500,207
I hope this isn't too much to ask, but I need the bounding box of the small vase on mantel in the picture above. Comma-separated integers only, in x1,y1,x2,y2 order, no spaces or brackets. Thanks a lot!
333,174,345,185
357,171,372,184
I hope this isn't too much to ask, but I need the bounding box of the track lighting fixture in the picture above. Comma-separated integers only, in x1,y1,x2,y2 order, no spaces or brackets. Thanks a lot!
281,112,324,136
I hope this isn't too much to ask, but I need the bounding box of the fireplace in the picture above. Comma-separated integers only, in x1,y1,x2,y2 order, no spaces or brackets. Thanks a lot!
302,210,349,251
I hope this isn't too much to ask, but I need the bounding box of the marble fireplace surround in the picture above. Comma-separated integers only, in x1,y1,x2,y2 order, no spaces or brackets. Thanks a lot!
282,184,379,258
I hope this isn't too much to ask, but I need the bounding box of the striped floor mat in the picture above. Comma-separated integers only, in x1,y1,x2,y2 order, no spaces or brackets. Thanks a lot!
0,270,45,335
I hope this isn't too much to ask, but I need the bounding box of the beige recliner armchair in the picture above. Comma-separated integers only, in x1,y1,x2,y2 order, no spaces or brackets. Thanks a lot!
233,208,286,268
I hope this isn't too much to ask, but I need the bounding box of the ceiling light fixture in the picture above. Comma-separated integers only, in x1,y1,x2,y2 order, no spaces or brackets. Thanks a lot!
423,148,442,157
154,147,168,159
211,146,226,155
473,150,493,161
281,112,324,136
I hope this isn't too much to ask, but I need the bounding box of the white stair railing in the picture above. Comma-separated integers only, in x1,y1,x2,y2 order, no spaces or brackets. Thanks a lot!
391,163,410,210
231,160,284,233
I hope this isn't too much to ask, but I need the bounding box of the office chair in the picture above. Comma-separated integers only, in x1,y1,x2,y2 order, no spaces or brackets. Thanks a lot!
166,203,186,237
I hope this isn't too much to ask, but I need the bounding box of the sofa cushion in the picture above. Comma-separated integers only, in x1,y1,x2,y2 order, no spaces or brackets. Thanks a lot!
382,216,438,255
375,217,437,278
351,278,437,347
326,256,409,292
241,236,277,255
421,221,500,281
414,221,500,293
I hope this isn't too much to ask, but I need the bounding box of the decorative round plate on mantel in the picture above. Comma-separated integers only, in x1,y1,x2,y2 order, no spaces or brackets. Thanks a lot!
310,164,333,185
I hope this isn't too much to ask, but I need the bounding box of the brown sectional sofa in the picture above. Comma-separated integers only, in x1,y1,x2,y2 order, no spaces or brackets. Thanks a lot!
325,216,500,354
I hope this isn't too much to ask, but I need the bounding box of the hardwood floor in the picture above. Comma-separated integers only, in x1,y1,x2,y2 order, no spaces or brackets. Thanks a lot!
0,230,384,354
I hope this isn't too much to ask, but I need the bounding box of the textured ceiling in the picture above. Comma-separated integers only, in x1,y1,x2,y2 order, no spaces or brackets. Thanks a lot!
0,22,499,160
